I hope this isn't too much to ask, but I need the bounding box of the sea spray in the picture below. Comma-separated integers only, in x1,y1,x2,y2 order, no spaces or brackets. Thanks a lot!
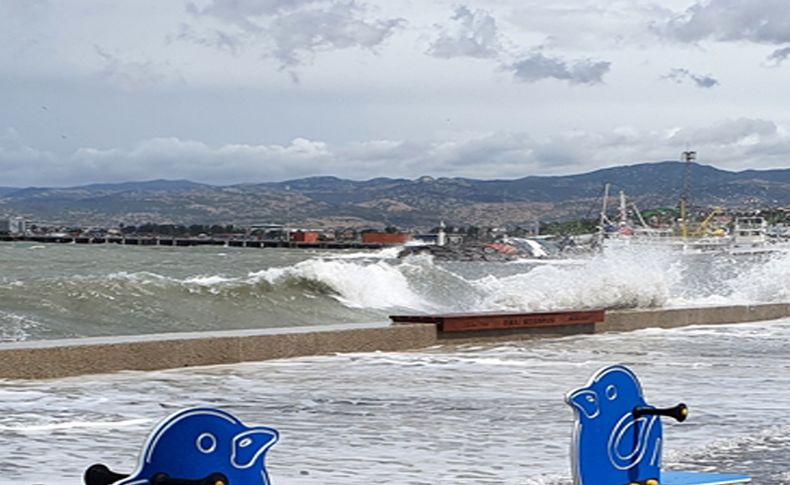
724,249,790,303
473,247,677,311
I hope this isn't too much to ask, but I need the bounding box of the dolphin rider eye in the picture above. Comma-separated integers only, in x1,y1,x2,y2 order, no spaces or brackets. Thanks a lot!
196,433,217,454
606,385,618,400
586,395,595,403
239,437,253,448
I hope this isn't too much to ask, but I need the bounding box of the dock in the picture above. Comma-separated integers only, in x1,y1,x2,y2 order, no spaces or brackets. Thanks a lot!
0,235,386,249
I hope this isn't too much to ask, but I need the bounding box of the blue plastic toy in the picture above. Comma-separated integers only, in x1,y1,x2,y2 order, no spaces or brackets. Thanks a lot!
84,367,752,485
84,407,279,485
566,364,750,485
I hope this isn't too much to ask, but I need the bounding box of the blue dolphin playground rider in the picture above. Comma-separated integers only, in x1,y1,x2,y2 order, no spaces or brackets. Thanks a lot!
567,364,664,483
85,366,750,485
567,364,750,485
84,407,279,485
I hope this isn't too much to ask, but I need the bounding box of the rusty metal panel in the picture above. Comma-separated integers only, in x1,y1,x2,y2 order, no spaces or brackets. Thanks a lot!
390,310,605,333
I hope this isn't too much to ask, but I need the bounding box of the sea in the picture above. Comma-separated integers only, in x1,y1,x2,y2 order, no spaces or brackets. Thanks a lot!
2,242,790,483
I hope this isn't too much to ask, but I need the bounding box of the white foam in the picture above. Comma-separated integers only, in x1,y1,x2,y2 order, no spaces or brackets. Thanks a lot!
724,250,790,303
0,310,40,342
321,246,403,260
182,275,237,286
473,248,675,311
248,258,435,310
0,418,152,432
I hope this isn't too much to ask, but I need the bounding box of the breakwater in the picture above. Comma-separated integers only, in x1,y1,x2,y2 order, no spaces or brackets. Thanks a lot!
0,234,384,249
2,303,790,379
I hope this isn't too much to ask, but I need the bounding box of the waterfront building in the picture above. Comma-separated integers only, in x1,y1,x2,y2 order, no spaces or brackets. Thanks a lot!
0,217,26,235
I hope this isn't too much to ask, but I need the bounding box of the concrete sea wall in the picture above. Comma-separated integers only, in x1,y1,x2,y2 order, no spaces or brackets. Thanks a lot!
2,304,789,379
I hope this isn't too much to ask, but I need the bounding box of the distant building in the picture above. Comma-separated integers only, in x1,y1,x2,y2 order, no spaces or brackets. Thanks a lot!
248,223,287,241
0,217,26,235
361,231,411,245
290,231,319,243
336,228,358,241
446,233,464,245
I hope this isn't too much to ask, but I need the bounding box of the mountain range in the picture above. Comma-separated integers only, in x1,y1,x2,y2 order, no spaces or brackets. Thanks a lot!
1,161,789,229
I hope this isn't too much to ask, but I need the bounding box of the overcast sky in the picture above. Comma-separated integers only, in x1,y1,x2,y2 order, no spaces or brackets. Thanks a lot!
2,0,790,186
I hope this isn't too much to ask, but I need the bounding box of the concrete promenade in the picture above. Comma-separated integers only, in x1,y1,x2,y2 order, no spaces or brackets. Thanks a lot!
1,303,789,379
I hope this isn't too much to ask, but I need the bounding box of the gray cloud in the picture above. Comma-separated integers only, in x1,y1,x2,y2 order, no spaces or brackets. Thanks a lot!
767,46,790,64
181,0,403,67
662,67,719,89
657,0,790,44
506,53,610,85
427,6,503,59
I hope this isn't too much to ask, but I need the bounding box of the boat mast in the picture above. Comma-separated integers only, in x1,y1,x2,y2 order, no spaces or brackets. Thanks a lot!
619,190,627,228
632,202,649,228
598,183,611,243
680,150,696,238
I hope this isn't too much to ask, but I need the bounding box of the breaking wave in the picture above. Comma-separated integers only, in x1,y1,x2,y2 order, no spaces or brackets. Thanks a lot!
4,243,790,340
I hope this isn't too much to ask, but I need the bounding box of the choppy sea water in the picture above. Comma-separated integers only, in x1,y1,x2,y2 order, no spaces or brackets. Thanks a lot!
3,242,790,341
1,321,789,483
3,243,790,483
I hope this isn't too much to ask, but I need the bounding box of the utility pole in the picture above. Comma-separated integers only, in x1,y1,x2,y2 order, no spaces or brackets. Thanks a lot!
680,150,696,238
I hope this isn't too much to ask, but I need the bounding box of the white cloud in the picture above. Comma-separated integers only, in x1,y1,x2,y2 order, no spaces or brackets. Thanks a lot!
4,118,790,187
427,6,503,59
657,0,790,44
669,118,779,146
180,0,404,68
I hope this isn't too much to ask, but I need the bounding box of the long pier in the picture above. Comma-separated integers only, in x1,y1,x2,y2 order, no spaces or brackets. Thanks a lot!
1,303,789,379
0,235,385,249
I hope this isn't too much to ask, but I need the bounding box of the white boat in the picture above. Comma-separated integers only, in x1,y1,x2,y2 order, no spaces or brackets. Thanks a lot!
596,187,789,256
728,216,789,256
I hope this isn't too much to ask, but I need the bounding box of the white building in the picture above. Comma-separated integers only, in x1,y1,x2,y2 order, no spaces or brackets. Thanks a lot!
0,217,26,235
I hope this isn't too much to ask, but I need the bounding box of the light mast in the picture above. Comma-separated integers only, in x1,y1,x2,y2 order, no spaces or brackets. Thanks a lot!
680,150,696,238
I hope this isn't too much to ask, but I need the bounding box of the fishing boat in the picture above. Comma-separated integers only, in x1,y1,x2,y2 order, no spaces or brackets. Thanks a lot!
597,150,790,256
597,186,732,255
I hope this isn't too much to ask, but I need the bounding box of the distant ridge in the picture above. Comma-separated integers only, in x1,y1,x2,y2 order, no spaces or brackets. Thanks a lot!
72,179,209,191
2,161,789,227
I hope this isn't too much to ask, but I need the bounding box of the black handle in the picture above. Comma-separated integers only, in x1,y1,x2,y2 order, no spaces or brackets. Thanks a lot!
633,403,689,422
152,472,229,485
84,464,130,485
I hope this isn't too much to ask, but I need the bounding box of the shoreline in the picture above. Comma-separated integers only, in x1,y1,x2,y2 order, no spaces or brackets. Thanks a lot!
2,303,789,380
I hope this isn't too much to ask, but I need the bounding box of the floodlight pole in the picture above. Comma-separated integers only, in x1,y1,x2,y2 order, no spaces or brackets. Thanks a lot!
680,150,696,238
